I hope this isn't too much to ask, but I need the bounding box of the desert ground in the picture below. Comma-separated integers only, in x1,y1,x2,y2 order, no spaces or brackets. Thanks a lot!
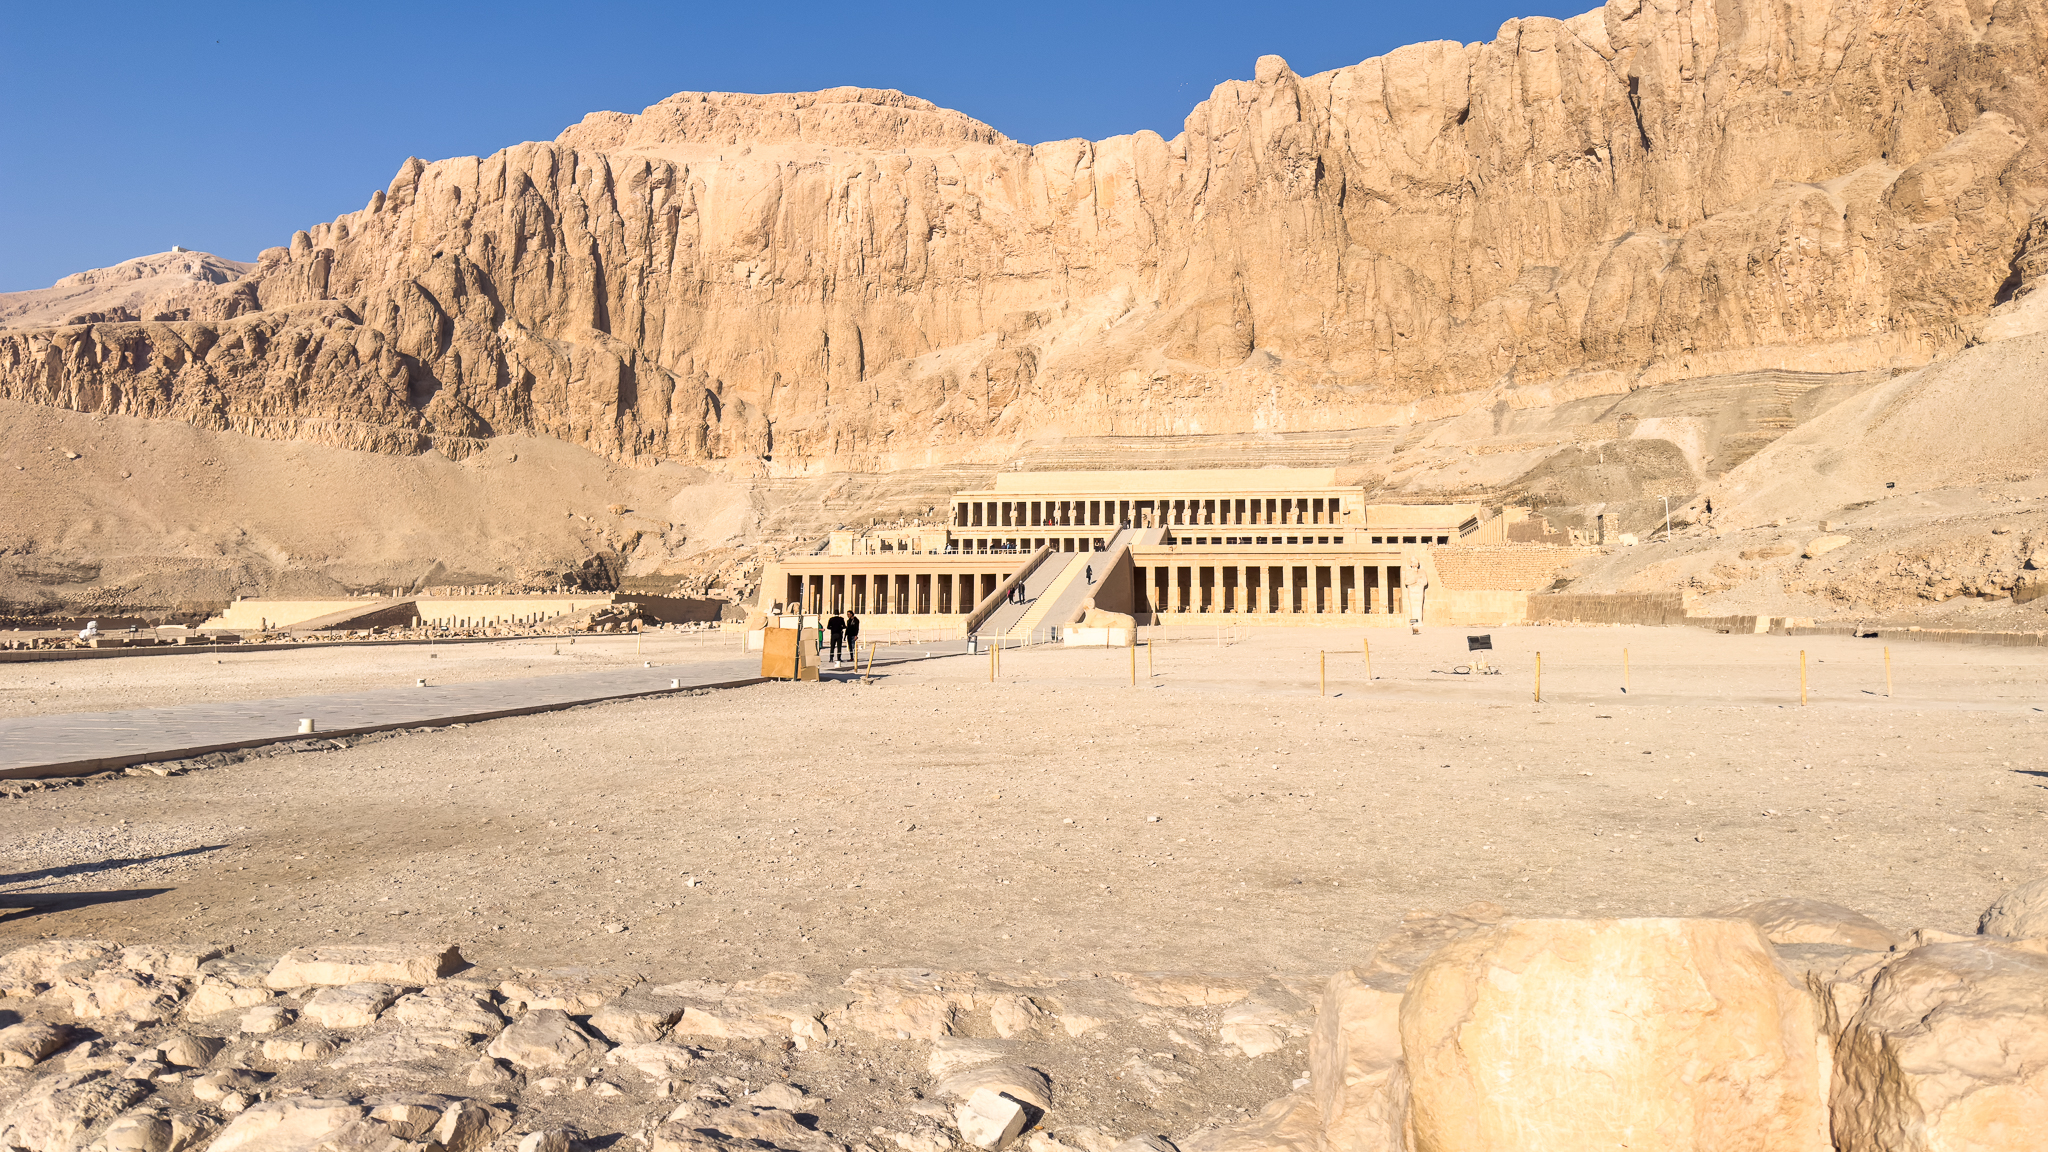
5,625,2041,977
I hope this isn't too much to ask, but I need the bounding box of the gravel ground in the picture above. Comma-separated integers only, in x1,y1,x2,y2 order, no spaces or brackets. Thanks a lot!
2,625,2044,982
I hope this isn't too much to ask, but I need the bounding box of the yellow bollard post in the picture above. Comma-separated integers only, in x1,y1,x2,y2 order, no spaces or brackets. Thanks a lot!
1148,641,1154,679
1534,651,1542,703
989,642,996,683
1885,646,1892,698
1130,639,1137,686
1363,635,1372,681
1623,646,1630,693
1800,649,1808,706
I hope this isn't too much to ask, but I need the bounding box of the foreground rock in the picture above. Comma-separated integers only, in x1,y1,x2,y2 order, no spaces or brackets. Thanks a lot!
8,878,2048,1152
1403,919,1830,1152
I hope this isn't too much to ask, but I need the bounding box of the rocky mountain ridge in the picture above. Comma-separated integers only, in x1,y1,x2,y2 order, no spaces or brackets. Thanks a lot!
5,0,2046,478
5,0,2048,617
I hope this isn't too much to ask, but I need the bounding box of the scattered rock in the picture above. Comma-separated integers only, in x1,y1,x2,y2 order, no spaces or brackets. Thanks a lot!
498,971,640,1014
150,1033,224,1068
1111,973,1250,1008
465,1056,517,1088
388,988,505,1038
0,1022,70,1068
303,983,401,1029
953,1090,1026,1151
987,995,1048,1039
189,980,273,1018
259,1037,341,1062
1980,876,2048,939
323,1029,473,1070
197,956,273,988
748,1083,812,1112
485,1009,607,1070
936,1064,1051,1111
929,1039,1013,1077
365,1103,440,1140
206,1098,363,1152
264,946,462,990
588,996,683,1043
428,1100,511,1152
0,1070,153,1152
117,946,224,979
1803,534,1852,559
838,970,972,1040
91,1111,218,1152
191,1069,268,1103
606,1042,698,1078
1216,1023,1284,1058
1711,897,1903,951
238,1006,294,1034
517,1130,574,1152
652,1105,839,1152
45,970,184,1022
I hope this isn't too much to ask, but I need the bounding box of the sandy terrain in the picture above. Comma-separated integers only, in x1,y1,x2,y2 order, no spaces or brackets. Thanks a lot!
3,625,2042,984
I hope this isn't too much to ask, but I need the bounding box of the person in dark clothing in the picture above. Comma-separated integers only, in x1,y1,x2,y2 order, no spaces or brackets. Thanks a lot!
843,612,861,662
827,612,847,662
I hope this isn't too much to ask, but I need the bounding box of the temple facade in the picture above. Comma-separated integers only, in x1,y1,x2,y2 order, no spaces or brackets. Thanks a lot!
758,469,1597,637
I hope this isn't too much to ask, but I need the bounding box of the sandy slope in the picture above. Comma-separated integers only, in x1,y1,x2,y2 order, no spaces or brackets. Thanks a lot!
1554,332,2048,621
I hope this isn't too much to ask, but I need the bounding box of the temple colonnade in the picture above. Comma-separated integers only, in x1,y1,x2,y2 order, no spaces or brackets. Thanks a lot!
1134,562,1407,615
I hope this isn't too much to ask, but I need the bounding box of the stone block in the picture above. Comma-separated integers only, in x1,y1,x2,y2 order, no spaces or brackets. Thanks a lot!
263,945,461,990
1400,918,1830,1152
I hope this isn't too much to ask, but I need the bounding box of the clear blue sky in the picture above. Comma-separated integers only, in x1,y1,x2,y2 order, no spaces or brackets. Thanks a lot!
0,0,1589,291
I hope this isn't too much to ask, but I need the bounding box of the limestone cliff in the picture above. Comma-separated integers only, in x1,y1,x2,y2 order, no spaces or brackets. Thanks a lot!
3,0,2044,481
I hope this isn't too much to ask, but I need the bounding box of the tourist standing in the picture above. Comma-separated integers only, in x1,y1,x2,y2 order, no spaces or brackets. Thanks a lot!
827,611,847,662
844,611,861,664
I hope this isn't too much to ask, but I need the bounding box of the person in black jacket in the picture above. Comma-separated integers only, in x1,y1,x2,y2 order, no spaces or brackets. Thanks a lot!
827,612,847,662
843,611,861,663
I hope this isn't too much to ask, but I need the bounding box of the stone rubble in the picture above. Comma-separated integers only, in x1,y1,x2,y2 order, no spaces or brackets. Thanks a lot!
6,880,2048,1151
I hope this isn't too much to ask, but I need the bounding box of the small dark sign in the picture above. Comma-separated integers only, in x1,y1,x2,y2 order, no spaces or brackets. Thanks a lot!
1466,634,1493,651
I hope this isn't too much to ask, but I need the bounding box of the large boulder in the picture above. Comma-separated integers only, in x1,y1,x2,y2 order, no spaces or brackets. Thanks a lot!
1979,877,2048,939
1313,904,1504,1152
1832,940,2048,1152
1400,918,1831,1152
1712,898,1903,951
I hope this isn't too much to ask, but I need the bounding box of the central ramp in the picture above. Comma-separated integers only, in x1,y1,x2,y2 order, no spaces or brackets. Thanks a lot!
986,526,1152,642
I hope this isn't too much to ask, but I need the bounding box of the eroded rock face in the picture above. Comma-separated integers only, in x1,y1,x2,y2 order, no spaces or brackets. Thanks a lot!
1832,940,2048,1152
1399,918,1831,1152
3,0,2045,477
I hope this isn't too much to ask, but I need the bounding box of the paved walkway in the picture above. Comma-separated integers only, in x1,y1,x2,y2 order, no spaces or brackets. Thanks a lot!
1,644,965,779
